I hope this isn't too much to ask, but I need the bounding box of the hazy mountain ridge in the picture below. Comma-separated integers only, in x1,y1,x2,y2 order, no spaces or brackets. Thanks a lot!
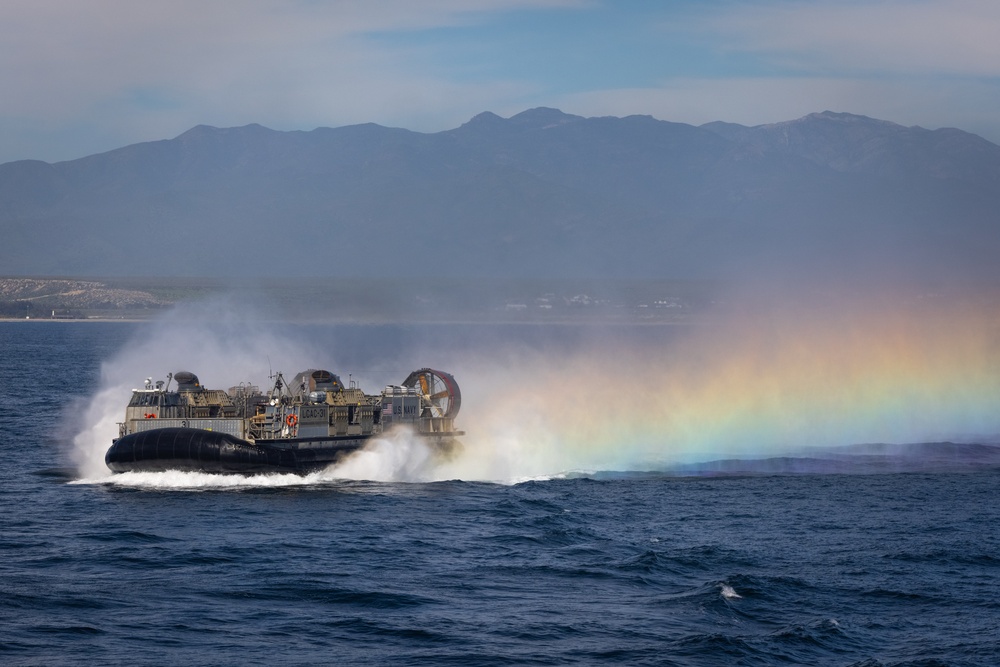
701,111,1000,182
1,108,998,281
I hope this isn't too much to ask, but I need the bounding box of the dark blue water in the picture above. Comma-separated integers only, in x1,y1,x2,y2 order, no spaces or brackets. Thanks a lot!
2,321,999,666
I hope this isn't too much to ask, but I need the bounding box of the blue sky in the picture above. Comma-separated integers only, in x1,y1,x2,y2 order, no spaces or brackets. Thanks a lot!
2,0,999,164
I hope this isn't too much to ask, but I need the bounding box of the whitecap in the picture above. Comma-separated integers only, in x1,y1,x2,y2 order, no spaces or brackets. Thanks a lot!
721,583,742,599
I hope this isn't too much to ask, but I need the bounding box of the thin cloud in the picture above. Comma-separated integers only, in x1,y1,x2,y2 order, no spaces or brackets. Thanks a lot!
2,0,999,163
702,0,1000,77
0,0,580,161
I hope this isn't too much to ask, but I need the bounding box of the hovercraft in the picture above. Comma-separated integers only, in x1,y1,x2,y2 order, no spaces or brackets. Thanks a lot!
105,368,463,474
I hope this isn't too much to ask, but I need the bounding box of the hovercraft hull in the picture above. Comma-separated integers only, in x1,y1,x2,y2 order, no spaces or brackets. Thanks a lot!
105,427,372,474
107,367,464,475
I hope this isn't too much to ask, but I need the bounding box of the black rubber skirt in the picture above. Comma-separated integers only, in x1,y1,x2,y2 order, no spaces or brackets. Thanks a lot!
105,427,366,474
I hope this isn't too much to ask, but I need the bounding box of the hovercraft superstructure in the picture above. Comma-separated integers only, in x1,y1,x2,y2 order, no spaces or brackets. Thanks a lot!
105,368,462,474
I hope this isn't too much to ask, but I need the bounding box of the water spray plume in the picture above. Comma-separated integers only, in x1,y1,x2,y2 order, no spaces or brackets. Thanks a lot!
70,292,1000,486
325,427,447,482
447,297,1000,478
70,298,323,480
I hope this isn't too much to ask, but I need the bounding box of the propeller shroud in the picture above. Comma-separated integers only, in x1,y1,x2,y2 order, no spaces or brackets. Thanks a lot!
401,368,462,419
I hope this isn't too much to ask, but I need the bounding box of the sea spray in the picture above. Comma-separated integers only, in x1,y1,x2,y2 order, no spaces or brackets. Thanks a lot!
67,298,323,479
323,426,442,482
442,298,1000,475
71,381,134,479
69,294,1000,484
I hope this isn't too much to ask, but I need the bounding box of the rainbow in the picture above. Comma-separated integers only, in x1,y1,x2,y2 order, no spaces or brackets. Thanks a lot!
457,300,1000,477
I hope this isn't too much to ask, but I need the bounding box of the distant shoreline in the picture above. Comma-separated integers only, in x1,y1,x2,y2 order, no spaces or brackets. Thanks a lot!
0,317,146,322
0,276,714,325
0,315,699,327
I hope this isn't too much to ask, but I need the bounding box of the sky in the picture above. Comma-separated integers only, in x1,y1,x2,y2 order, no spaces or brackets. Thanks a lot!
3,0,1000,165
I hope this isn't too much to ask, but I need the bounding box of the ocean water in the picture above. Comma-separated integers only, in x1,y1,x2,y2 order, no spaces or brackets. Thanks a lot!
2,319,1000,666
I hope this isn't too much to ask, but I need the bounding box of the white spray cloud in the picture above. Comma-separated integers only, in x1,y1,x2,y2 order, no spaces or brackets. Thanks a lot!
71,291,1000,489
69,296,323,479
324,426,447,483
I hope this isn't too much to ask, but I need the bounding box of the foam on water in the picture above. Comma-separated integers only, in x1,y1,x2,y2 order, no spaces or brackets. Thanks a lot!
721,584,742,599
73,469,316,489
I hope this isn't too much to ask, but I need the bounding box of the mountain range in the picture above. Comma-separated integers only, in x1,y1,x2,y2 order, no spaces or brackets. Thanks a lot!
2,108,998,283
